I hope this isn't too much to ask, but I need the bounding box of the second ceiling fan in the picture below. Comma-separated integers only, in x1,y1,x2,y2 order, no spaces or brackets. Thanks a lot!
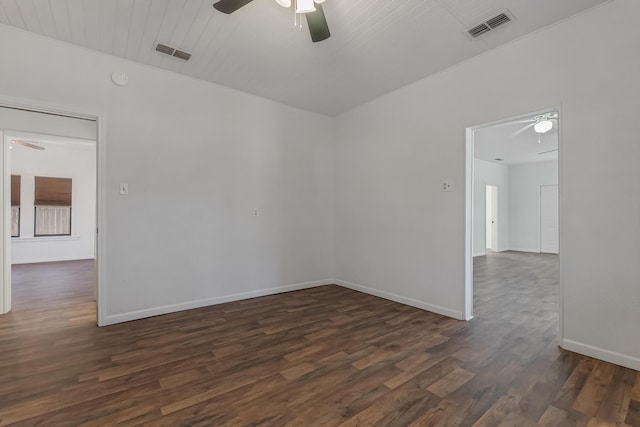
213,0,330,42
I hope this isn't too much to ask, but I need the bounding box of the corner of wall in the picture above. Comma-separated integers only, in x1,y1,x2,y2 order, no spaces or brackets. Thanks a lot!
334,279,464,321
562,339,640,372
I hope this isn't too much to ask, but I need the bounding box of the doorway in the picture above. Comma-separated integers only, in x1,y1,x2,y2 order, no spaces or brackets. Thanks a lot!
0,101,105,325
540,184,559,254
485,185,498,253
464,107,561,329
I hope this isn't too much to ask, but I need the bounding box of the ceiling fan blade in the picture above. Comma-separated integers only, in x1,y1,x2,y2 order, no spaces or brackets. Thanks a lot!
489,118,534,129
213,0,254,14
538,148,559,155
11,140,45,151
510,122,536,137
306,4,330,42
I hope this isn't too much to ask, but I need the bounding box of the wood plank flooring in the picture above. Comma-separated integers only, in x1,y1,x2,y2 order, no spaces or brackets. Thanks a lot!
0,254,638,426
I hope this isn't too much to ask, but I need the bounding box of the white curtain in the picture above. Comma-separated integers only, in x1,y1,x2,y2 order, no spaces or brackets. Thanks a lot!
11,206,19,237
35,206,71,236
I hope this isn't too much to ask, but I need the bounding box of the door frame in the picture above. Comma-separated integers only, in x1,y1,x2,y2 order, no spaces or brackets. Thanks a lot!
464,105,563,339
0,95,108,326
0,130,8,314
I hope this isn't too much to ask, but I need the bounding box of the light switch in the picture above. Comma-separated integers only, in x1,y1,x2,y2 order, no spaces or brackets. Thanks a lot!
119,183,129,195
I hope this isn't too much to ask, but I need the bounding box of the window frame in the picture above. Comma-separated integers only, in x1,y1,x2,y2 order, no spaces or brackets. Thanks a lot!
34,205,72,237
33,176,73,238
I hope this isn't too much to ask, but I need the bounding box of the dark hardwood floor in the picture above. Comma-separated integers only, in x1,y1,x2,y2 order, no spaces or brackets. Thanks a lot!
0,255,638,426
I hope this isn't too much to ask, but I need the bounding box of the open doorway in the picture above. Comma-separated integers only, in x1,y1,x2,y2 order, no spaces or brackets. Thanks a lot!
464,108,561,333
0,104,102,325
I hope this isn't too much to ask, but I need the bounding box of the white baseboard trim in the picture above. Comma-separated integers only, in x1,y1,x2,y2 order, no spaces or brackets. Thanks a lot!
562,339,640,371
473,251,486,257
508,247,540,254
12,256,94,265
335,279,464,320
102,279,333,326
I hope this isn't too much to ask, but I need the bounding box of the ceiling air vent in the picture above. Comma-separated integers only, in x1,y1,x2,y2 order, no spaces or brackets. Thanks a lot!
467,11,514,39
155,43,175,55
154,42,192,61
172,49,192,61
485,12,511,29
467,23,490,38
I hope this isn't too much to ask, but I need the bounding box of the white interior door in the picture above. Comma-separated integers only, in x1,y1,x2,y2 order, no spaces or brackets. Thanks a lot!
485,185,498,252
540,185,559,254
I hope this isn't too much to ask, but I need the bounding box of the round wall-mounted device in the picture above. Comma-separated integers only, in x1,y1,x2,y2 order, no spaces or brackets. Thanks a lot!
111,72,129,87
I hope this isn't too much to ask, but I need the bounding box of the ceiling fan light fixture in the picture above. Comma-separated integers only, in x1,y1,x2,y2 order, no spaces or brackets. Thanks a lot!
295,0,316,13
534,120,553,134
275,0,291,7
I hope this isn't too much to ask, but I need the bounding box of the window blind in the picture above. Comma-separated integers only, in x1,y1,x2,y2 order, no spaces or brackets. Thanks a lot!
34,177,72,206
11,175,20,207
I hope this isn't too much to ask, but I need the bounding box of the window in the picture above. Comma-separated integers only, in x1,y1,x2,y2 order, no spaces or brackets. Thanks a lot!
11,175,20,237
34,177,72,237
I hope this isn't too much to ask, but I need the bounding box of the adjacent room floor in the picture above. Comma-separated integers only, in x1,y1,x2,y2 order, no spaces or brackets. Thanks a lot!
0,256,638,426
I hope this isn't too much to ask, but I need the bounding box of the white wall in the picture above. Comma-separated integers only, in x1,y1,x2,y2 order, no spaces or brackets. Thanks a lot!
10,138,96,264
473,159,509,256
0,24,335,324
508,161,558,253
335,0,640,369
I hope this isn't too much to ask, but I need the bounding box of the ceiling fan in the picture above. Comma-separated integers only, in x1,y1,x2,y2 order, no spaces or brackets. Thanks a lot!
212,0,330,42
10,140,45,151
511,112,558,138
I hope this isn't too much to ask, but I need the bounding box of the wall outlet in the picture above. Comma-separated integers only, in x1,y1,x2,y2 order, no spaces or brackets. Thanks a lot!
119,183,129,195
442,181,452,192
253,209,259,216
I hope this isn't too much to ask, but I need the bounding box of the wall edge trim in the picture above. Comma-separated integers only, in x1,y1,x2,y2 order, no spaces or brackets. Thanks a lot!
562,339,640,371
12,256,94,264
103,279,333,326
335,279,464,320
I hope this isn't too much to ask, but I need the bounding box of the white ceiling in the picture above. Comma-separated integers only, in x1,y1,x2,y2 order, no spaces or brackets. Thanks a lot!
0,0,607,115
474,112,558,165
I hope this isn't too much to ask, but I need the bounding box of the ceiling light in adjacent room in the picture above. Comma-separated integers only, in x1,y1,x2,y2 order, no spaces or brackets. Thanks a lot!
534,120,553,134
295,0,316,13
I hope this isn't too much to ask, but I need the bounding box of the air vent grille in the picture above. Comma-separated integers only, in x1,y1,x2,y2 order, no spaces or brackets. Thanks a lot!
172,50,192,61
468,23,490,38
155,43,175,55
467,11,513,38
154,42,192,61
486,13,510,29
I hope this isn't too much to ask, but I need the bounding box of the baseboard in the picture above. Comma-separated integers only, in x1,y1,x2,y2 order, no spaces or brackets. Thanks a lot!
507,247,540,254
102,279,333,326
473,251,486,257
562,339,640,371
12,256,94,264
335,279,464,320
